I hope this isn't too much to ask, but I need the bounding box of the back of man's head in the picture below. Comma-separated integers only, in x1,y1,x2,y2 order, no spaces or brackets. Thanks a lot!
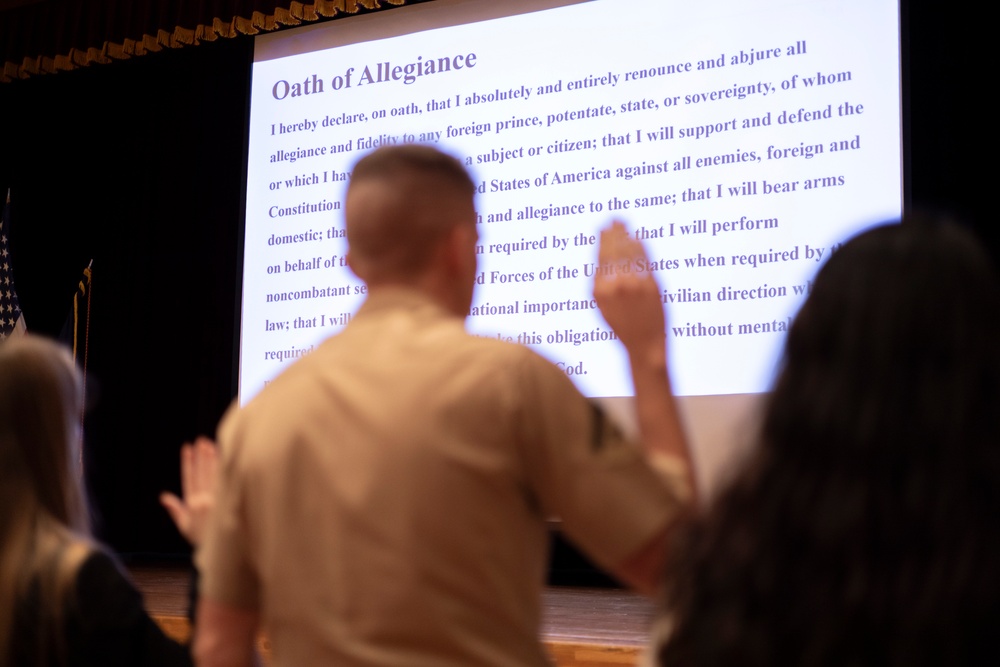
346,145,476,283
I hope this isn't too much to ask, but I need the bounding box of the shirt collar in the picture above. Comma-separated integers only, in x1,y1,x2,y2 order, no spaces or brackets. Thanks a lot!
354,286,459,324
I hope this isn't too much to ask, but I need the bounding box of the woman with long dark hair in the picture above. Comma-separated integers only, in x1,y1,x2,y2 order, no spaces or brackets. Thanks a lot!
0,335,208,667
658,219,1000,666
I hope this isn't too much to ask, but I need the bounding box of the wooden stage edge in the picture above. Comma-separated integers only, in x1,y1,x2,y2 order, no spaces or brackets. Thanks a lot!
131,565,657,667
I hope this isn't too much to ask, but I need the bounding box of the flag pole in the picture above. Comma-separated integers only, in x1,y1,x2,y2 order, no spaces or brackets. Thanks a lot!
77,260,93,469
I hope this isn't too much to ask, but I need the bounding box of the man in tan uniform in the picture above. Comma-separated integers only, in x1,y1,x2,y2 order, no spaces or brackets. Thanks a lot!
195,145,693,667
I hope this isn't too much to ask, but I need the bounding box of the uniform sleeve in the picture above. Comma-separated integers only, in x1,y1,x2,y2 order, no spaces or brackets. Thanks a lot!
72,551,193,667
514,350,686,571
196,407,261,610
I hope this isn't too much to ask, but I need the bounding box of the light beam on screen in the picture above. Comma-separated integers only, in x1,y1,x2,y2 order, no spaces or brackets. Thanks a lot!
238,0,901,492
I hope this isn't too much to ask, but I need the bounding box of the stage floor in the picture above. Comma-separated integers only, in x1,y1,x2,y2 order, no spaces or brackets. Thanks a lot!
130,565,657,667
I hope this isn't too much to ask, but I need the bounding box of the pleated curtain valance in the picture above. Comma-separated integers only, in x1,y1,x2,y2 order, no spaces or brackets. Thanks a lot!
0,0,411,83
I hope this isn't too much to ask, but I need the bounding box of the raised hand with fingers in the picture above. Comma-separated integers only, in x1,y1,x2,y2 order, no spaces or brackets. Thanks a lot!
160,436,219,548
593,220,666,359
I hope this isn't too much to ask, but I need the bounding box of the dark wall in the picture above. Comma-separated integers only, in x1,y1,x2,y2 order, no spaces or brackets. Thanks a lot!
906,2,992,250
0,2,992,560
0,37,251,556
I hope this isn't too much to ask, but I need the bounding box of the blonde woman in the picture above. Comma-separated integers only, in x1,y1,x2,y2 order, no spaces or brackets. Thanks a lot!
1,335,212,667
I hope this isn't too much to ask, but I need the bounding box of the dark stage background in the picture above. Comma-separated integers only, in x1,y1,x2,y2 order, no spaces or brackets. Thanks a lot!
0,3,992,575
0,38,250,556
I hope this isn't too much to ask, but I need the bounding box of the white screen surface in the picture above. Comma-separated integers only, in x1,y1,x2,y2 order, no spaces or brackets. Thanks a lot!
240,0,902,415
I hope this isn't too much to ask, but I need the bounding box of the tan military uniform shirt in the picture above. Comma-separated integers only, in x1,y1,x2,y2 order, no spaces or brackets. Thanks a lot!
199,288,684,667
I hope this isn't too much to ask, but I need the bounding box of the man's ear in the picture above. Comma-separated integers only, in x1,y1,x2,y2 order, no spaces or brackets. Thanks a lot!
346,250,371,282
440,224,468,274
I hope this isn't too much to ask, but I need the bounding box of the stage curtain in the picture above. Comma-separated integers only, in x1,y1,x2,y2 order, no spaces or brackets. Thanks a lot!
0,0,412,82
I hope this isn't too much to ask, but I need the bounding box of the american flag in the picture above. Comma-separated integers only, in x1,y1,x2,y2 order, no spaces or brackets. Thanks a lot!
1,189,27,341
